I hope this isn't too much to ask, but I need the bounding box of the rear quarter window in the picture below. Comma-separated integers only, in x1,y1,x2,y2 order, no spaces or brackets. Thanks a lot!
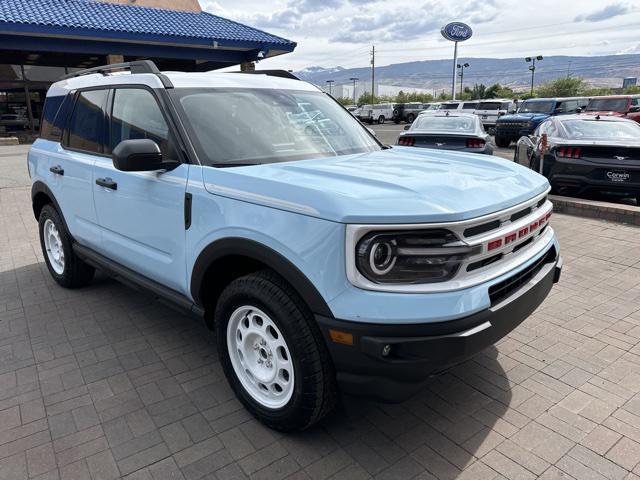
40,95,72,141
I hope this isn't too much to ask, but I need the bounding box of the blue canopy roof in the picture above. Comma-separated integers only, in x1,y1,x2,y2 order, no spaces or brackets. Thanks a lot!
0,0,296,54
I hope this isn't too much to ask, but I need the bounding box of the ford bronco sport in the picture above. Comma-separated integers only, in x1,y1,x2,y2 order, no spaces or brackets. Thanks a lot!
29,61,561,431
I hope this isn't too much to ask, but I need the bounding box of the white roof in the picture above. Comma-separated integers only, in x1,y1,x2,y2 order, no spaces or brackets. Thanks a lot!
47,70,319,97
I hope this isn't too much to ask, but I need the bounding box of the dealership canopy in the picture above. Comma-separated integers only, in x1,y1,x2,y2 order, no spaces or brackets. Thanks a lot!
0,0,296,134
0,0,296,69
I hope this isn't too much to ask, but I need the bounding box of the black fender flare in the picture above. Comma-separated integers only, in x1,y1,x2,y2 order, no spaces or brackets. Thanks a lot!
190,237,333,318
31,181,71,234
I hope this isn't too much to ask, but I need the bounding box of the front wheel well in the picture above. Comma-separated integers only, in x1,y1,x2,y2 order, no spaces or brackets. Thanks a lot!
199,255,268,326
32,191,53,220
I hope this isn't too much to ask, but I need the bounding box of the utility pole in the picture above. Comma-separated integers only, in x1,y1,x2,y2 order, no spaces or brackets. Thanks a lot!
370,45,375,104
457,62,469,98
566,61,572,78
350,77,359,104
525,55,543,95
326,79,334,96
451,41,458,100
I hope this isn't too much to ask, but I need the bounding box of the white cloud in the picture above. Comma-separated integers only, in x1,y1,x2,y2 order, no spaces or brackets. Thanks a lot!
205,0,640,70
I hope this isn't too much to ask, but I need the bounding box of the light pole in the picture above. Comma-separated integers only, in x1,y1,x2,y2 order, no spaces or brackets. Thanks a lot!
457,62,469,98
350,77,359,105
326,79,334,96
525,55,543,95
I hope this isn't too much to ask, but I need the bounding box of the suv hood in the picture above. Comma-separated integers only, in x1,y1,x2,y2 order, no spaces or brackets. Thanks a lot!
499,113,551,123
201,148,549,224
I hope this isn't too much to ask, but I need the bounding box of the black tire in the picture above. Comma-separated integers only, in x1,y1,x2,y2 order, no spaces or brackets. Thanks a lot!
406,113,415,123
38,204,95,288
378,115,385,124
495,135,511,148
214,270,337,432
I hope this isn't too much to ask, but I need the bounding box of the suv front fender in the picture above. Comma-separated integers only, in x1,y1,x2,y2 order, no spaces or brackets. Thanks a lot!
190,237,334,318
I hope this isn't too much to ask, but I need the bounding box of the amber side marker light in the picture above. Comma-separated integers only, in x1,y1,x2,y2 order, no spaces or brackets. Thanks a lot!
329,329,354,346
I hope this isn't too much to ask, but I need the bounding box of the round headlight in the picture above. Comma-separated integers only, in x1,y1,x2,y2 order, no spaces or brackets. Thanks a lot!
355,230,472,284
369,240,396,275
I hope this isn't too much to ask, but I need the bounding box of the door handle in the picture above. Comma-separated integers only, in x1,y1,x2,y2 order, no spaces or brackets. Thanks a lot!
49,165,64,176
96,177,117,190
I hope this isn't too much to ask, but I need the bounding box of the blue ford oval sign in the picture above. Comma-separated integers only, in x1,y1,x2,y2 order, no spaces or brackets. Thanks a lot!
441,22,473,42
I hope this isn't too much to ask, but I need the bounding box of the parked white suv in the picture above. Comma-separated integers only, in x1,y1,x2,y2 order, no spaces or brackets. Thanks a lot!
439,101,479,112
475,99,516,133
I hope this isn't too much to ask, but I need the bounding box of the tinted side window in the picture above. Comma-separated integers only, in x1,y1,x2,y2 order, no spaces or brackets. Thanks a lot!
40,95,64,141
67,90,108,153
111,88,175,160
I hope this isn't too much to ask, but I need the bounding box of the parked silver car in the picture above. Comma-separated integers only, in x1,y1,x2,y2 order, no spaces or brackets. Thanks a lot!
397,112,494,155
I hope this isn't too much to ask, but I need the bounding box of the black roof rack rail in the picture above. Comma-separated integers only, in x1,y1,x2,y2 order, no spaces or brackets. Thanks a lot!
60,60,173,88
234,70,300,80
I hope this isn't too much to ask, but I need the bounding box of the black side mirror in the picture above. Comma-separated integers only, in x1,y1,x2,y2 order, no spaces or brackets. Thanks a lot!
112,139,176,172
404,125,411,130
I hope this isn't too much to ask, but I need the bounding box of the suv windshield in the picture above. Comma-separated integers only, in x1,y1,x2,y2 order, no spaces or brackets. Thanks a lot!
477,102,501,110
585,98,629,112
170,88,381,166
518,101,555,114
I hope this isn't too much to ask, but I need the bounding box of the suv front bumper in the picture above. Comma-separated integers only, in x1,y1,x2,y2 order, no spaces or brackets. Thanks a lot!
316,250,561,402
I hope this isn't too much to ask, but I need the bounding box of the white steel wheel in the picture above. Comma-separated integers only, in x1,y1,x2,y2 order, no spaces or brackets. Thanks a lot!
226,306,295,409
43,218,65,275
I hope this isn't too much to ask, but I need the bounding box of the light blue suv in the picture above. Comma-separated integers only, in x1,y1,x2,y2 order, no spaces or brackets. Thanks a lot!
29,61,561,431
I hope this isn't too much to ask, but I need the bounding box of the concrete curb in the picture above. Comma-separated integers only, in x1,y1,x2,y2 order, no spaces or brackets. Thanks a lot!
0,137,19,146
550,194,640,226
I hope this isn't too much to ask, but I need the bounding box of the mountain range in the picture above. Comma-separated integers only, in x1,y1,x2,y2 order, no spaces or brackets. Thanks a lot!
295,54,640,93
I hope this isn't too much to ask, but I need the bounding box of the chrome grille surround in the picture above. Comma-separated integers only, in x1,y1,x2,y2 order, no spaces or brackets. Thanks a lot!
345,188,555,293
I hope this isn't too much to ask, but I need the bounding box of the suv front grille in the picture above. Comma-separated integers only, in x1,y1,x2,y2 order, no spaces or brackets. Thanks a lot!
489,246,556,305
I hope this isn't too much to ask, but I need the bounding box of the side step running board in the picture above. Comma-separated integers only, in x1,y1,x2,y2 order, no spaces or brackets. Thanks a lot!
73,243,204,319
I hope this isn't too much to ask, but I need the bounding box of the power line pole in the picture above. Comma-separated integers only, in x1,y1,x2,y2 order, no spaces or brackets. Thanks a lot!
370,45,375,104
350,77,359,104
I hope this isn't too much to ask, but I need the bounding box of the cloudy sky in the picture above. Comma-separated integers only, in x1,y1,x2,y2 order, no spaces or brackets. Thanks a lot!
201,0,640,70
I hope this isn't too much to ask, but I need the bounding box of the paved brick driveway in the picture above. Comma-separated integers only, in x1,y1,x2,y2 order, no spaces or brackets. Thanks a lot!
2,150,640,479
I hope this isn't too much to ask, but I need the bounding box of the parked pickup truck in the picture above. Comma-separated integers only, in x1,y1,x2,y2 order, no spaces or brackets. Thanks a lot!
29,61,561,431
582,95,640,123
495,97,588,147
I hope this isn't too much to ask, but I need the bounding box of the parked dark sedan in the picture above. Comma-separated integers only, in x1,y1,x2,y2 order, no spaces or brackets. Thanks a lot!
397,112,494,154
514,114,640,203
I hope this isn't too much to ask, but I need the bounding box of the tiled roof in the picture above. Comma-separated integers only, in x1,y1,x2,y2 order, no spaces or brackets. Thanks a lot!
0,0,295,48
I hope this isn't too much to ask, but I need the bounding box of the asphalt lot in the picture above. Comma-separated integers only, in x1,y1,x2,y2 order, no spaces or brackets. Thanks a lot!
2,145,640,479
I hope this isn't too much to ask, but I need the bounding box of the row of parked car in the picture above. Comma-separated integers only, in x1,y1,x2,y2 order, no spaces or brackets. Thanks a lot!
353,100,516,130
395,95,640,204
356,94,640,143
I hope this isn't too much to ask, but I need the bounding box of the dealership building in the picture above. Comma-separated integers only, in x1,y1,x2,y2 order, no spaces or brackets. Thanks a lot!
0,0,296,134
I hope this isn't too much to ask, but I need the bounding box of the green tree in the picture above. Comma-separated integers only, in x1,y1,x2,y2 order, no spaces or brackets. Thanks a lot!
470,83,487,100
584,87,614,96
336,97,354,106
395,90,408,103
624,85,640,94
484,83,515,99
536,77,586,97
